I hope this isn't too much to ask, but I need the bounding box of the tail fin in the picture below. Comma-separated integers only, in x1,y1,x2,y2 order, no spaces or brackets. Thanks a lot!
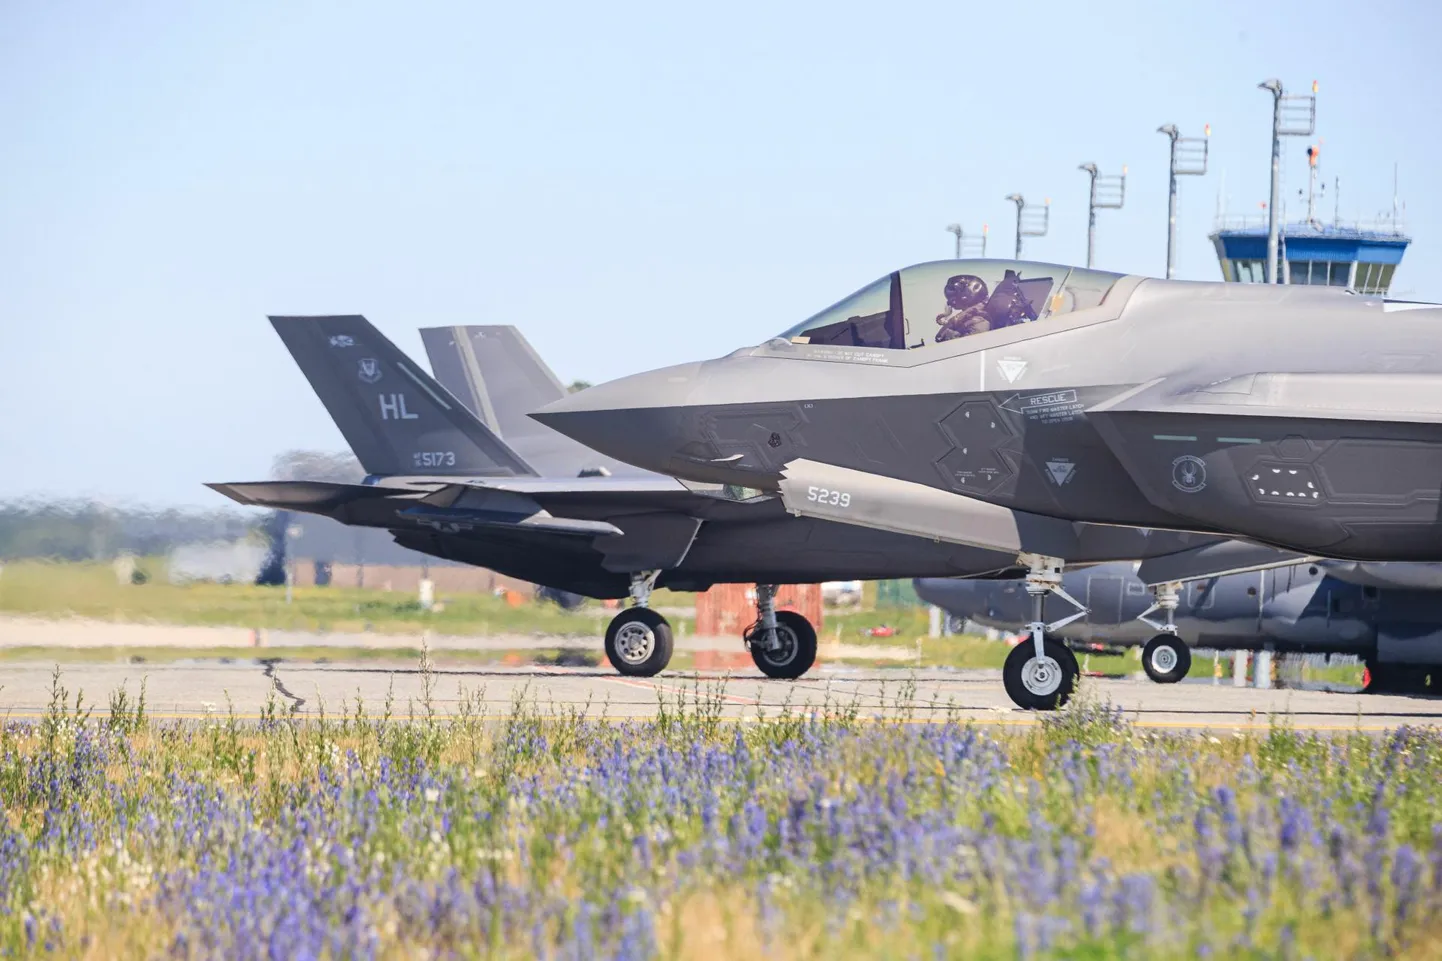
270,316,535,478
420,325,646,478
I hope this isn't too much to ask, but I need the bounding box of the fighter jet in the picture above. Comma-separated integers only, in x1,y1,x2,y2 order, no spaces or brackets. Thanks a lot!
916,557,1442,694
532,258,1442,708
209,316,1059,679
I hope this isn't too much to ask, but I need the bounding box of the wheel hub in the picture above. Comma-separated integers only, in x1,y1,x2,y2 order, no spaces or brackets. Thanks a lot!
1021,655,1063,696
757,625,797,667
615,621,656,664
1151,644,1178,674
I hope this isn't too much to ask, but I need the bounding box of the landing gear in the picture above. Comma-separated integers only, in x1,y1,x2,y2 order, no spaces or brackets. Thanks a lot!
1004,635,1080,710
603,571,673,677
743,584,817,679
1138,581,1190,684
1003,555,1086,710
1141,634,1191,683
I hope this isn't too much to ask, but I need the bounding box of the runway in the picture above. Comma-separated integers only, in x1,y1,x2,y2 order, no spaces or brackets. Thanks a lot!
2,659,1439,732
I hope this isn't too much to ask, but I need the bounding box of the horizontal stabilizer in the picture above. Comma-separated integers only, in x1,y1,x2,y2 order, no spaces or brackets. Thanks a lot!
777,459,1078,558
205,480,425,512
1137,540,1311,587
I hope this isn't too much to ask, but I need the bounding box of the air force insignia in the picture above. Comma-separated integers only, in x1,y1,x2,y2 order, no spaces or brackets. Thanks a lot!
357,358,383,384
329,335,355,348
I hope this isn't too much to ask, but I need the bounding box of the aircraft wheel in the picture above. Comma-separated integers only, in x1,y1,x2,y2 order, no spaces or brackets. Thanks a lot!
1141,634,1191,684
1003,635,1079,710
604,608,673,677
746,610,817,679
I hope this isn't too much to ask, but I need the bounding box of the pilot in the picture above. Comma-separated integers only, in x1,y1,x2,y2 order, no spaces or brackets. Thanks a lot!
935,274,991,341
982,269,1040,328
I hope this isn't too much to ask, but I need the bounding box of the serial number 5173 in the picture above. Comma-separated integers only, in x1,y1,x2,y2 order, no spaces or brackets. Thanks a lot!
806,486,850,508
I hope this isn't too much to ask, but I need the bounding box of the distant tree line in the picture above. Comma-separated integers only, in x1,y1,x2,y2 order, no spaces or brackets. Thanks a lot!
0,500,258,562
0,450,368,564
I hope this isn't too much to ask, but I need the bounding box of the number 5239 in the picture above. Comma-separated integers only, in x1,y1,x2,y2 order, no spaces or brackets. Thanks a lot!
806,486,850,508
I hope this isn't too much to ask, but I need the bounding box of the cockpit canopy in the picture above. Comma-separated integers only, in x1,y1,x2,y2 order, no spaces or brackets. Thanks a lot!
778,260,1125,351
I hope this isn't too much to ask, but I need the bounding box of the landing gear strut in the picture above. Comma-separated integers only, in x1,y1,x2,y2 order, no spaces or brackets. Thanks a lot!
744,584,817,679
1138,581,1191,684
1001,555,1083,710
603,571,674,676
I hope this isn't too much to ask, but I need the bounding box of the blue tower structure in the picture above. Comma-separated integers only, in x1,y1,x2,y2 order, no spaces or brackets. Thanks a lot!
1210,220,1410,294
1210,140,1411,294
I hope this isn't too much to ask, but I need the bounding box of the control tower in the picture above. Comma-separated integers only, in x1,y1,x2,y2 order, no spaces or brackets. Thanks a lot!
1209,82,1411,293
1210,216,1411,294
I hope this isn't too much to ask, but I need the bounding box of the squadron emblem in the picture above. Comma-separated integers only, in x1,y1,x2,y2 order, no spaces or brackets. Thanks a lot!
1171,455,1207,494
357,358,383,384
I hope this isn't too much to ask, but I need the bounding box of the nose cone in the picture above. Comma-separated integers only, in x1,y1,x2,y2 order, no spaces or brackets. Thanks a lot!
530,362,705,477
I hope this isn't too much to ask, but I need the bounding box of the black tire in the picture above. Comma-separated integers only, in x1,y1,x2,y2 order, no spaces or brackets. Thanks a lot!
604,608,673,677
1002,635,1079,710
746,610,817,679
1141,634,1191,684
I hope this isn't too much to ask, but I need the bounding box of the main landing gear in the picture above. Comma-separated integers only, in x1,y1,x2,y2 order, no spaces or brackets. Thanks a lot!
743,584,818,679
1001,555,1084,710
604,571,674,677
1137,580,1192,684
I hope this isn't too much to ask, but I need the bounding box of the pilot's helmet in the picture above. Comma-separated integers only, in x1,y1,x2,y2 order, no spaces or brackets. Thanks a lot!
943,274,989,310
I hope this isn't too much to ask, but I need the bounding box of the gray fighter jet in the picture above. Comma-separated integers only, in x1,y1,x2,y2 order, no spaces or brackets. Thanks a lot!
916,559,1442,693
209,316,1064,679
532,258,1442,708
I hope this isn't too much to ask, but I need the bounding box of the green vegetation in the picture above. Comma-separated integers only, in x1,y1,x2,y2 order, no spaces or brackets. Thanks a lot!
0,559,602,636
0,676,1438,958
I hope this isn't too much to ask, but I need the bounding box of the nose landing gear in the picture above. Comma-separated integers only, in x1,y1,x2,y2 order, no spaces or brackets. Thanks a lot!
744,584,818,679
603,570,674,676
1137,581,1191,684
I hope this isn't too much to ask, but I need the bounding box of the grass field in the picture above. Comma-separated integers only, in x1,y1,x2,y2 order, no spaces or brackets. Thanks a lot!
0,560,1365,683
0,673,1433,958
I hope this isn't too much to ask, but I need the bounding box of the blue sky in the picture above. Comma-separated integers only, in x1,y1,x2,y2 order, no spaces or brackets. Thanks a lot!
3,0,1437,506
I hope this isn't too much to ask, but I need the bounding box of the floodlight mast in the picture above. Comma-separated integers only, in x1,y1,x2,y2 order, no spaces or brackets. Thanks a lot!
1006,193,1050,259
1258,78,1317,283
945,223,989,259
1078,163,1126,268
1157,123,1210,280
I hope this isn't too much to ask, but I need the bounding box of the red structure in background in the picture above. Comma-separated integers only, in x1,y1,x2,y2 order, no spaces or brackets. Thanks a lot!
694,583,823,638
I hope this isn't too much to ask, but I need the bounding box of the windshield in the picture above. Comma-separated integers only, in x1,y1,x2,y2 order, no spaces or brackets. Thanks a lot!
778,260,1124,350
779,274,901,350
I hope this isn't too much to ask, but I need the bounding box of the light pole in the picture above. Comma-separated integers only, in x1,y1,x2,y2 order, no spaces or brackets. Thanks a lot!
1157,124,1209,279
945,223,988,258
1258,78,1316,283
1006,194,1049,259
1077,163,1126,268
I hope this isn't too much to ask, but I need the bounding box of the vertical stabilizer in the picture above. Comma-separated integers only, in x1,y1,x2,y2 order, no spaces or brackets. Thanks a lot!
271,316,535,478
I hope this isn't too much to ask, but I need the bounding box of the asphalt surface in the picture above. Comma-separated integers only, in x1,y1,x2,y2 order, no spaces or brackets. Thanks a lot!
1,659,1438,732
